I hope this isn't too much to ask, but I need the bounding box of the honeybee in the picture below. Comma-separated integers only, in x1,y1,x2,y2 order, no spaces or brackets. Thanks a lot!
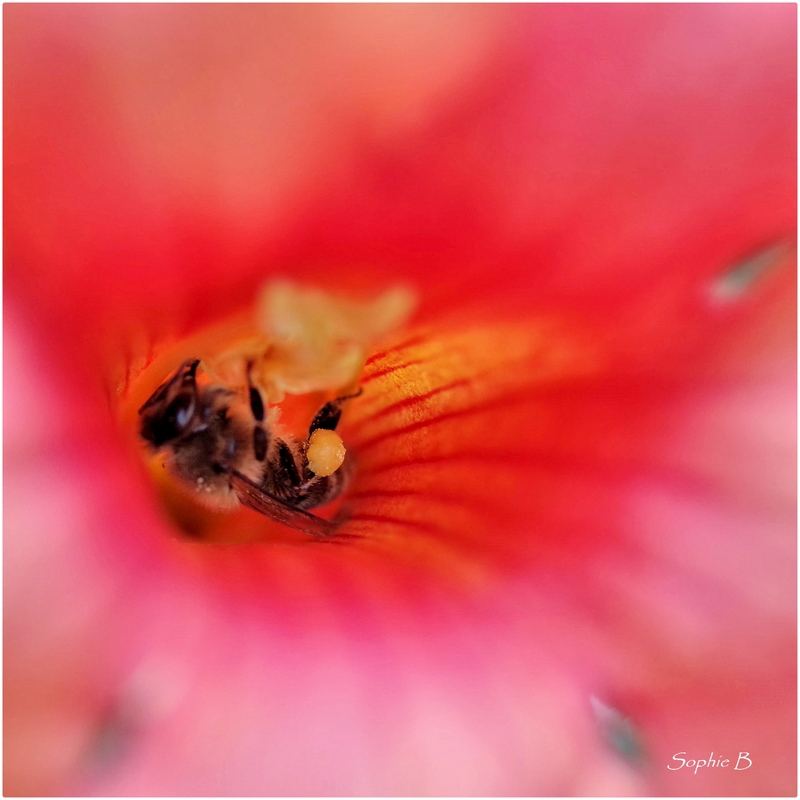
138,359,360,536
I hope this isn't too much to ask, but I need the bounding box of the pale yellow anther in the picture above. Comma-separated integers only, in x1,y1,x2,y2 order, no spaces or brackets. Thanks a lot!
306,429,346,477
203,281,416,404
255,281,416,397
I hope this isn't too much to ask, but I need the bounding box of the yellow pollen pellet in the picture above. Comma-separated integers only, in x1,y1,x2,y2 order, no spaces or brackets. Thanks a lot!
306,429,346,477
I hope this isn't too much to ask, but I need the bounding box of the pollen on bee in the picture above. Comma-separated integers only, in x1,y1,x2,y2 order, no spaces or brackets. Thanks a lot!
306,429,346,477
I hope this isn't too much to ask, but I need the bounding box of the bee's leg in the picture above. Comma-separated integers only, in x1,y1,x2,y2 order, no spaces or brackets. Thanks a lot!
246,362,265,423
293,456,354,511
289,388,362,509
276,440,303,487
307,387,363,437
247,364,269,462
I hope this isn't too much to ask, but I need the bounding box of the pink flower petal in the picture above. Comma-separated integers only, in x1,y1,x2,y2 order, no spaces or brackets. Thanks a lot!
5,5,795,796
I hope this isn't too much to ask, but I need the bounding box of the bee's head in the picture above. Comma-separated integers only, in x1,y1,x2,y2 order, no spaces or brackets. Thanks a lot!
138,359,201,448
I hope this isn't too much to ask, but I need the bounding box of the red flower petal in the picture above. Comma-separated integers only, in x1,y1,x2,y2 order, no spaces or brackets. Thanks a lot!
4,5,795,796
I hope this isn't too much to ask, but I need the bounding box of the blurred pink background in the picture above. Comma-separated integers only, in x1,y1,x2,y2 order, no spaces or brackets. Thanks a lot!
4,5,796,796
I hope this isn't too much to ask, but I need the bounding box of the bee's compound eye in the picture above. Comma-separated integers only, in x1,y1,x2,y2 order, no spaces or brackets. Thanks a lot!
141,390,196,446
166,393,196,432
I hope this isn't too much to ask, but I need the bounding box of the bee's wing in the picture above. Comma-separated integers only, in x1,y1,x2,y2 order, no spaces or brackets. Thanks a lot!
230,470,339,537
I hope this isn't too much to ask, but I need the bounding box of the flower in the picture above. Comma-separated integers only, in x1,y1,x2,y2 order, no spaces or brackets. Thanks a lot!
5,5,795,796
